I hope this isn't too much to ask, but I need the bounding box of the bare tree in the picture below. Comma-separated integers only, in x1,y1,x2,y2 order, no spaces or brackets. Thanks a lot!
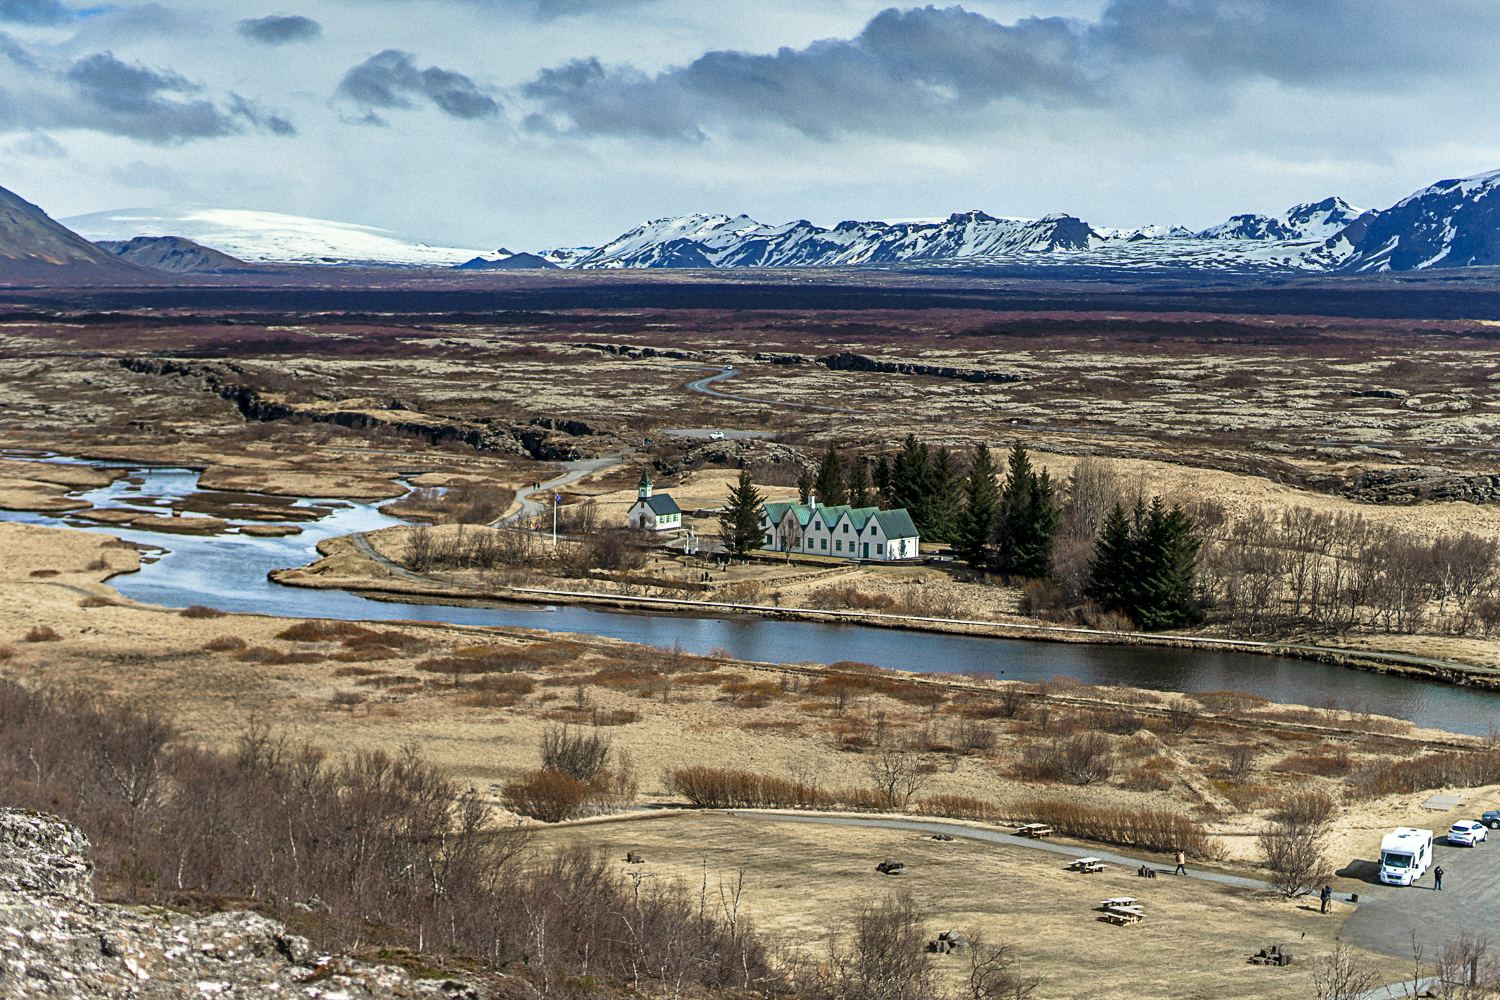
1436,931,1500,999
1257,819,1333,897
404,524,434,572
1065,456,1122,537
539,724,611,783
1163,699,1200,735
964,930,1042,1000
1062,733,1114,786
779,514,805,561
866,749,931,810
819,891,941,1000
1309,942,1383,1000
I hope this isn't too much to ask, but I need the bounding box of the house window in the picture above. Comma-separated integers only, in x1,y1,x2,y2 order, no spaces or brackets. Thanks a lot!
765,533,773,545
876,544,883,554
820,538,827,550
835,540,841,552
842,524,849,533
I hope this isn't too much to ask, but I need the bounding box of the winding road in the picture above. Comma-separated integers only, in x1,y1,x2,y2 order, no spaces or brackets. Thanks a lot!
498,450,634,527
683,365,868,413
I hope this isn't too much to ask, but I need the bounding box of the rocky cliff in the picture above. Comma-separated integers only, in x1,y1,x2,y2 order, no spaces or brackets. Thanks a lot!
0,808,487,999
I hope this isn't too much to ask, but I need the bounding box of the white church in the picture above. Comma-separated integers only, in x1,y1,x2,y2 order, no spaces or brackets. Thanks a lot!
626,470,683,531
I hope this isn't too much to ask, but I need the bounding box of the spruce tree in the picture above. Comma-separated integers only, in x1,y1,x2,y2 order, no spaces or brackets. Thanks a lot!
929,447,961,542
1085,502,1134,611
719,468,766,556
874,455,892,505
998,442,1056,578
796,468,814,505
848,455,872,508
815,445,847,507
891,435,933,532
1084,497,1200,629
956,443,999,568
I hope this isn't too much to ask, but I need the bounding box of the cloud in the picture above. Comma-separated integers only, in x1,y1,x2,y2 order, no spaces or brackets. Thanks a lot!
0,0,69,25
0,40,298,143
521,0,1500,139
336,49,498,122
5,130,65,157
237,14,321,45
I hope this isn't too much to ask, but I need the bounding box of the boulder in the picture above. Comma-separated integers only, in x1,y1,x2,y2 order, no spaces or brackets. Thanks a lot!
875,859,908,875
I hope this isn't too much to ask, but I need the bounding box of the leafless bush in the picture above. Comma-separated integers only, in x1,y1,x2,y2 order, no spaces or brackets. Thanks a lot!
1271,790,1336,828
84,557,108,571
1435,931,1500,999
1223,743,1259,784
1163,699,1200,734
1015,800,1226,859
667,766,832,809
502,769,593,822
330,690,367,711
540,724,611,784
23,625,60,642
1016,734,1114,785
1349,750,1500,798
0,645,13,662
202,635,247,652
1309,942,1383,1000
964,930,1042,1000
78,596,112,608
866,749,933,809
179,605,226,618
1257,819,1333,897
912,795,1003,822
805,890,940,1000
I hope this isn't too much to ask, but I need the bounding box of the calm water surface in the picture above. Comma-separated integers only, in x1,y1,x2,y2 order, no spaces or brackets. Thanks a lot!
5,460,1499,736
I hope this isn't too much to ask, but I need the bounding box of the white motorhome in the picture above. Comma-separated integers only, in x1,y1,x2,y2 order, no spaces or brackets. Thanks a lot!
1379,828,1434,885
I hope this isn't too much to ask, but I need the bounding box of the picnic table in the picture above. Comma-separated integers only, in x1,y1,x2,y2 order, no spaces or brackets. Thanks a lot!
1017,824,1054,839
1066,857,1106,873
1100,897,1138,908
1102,904,1146,925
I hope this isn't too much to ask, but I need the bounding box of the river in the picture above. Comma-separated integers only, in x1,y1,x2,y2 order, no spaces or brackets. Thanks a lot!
4,459,1499,736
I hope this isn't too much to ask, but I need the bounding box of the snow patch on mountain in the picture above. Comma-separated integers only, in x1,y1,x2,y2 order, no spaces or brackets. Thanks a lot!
63,206,488,267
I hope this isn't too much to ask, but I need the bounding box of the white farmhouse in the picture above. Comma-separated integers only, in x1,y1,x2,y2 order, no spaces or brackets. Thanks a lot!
759,497,920,561
626,471,683,531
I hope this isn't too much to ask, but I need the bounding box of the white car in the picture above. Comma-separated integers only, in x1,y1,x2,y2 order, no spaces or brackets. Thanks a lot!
707,431,725,440
1448,821,1488,846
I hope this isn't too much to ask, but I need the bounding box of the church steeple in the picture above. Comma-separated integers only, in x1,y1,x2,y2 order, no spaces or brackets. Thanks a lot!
638,470,653,500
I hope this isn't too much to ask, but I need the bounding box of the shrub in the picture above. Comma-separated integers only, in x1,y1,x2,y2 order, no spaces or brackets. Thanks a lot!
202,635,247,652
1015,733,1114,785
666,766,832,809
1194,690,1268,713
503,769,592,822
913,794,1003,821
540,725,611,783
84,557,108,571
0,645,12,661
180,605,226,618
1015,799,1227,859
330,691,367,710
234,646,325,665
28,569,58,577
1276,747,1354,777
77,596,112,608
23,626,60,642
275,620,373,642
1349,750,1500,798
1257,819,1332,897
1271,790,1336,827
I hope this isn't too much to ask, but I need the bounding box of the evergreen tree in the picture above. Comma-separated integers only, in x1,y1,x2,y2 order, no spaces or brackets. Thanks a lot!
1085,497,1200,628
956,443,999,568
997,442,1057,578
814,445,847,507
891,435,934,532
873,454,892,505
928,447,962,542
847,455,872,508
719,468,766,556
796,468,814,505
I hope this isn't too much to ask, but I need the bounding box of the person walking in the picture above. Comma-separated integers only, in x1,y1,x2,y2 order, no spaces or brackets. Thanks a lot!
1174,851,1187,875
1434,866,1444,891
1320,885,1332,913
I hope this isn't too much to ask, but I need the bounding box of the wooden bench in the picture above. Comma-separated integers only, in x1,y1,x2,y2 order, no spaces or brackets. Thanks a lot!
1017,824,1054,839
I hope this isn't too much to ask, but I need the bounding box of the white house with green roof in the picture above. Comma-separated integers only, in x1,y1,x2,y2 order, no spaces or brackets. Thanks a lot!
626,471,683,531
759,496,920,561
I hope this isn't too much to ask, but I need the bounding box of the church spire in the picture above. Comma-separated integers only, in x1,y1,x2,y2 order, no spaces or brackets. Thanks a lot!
637,469,653,499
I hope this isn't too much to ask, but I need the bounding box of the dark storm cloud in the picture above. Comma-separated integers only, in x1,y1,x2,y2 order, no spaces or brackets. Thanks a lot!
336,49,498,121
237,14,322,45
522,0,1500,139
0,0,69,25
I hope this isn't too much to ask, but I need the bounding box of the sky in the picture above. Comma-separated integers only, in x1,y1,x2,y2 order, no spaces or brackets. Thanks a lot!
0,0,1497,252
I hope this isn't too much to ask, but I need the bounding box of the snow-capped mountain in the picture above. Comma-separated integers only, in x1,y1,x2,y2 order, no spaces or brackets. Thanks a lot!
63,206,488,268
1334,169,1500,271
541,173,1499,274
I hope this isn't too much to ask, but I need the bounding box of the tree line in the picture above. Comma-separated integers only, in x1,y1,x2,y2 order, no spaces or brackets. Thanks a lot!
796,438,1201,628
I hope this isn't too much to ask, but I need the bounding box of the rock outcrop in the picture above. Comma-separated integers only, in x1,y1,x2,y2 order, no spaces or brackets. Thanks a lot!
0,808,488,999
817,352,1026,385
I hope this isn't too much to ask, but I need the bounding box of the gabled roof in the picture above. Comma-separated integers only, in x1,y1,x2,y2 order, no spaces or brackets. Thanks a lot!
643,493,681,516
763,500,919,539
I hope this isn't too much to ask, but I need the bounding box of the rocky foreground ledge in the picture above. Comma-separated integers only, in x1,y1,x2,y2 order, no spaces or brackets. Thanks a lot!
0,809,487,999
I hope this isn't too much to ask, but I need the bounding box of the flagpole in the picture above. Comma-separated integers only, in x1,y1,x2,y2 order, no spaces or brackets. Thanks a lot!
552,492,558,547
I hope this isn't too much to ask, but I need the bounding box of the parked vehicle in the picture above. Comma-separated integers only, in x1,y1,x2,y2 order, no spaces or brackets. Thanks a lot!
707,431,725,440
1484,810,1500,830
1449,820,1489,846
1379,828,1434,885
